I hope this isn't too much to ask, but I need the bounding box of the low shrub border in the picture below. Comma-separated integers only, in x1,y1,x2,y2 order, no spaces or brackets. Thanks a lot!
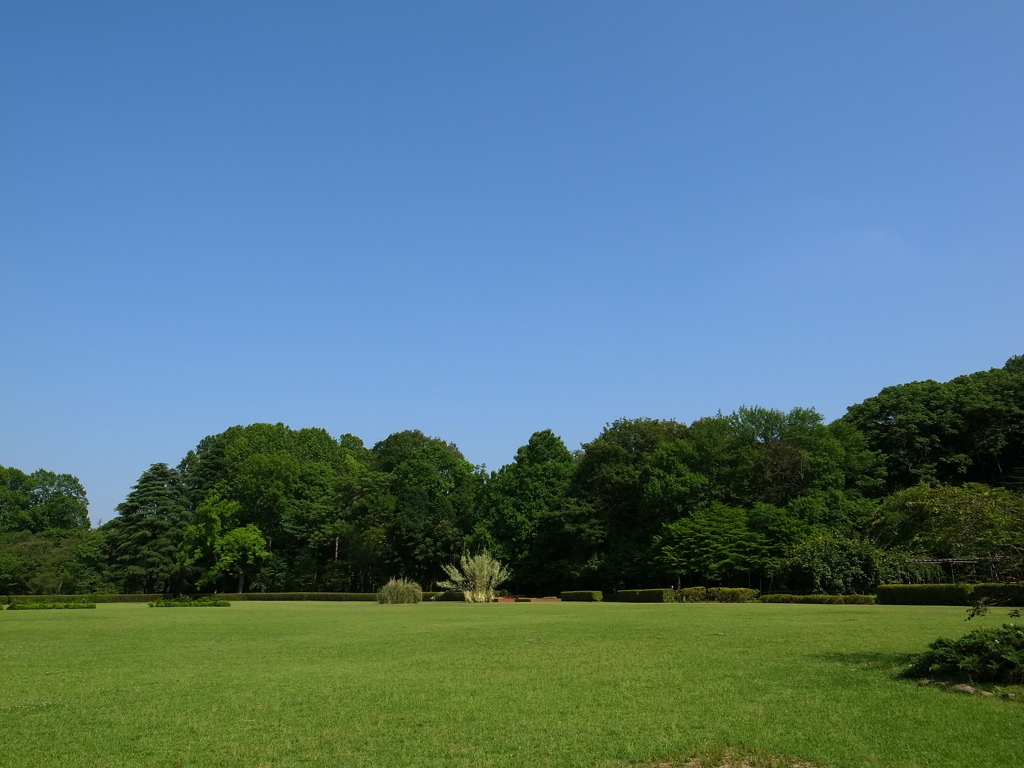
212,592,378,601
149,597,230,608
4,594,161,605
759,594,875,604
560,591,603,602
616,588,675,603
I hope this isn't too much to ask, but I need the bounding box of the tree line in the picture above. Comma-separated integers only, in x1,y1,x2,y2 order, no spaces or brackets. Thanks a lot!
2,356,1023,596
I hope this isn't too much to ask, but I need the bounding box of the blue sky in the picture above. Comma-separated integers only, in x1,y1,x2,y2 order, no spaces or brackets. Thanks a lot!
2,1,1021,525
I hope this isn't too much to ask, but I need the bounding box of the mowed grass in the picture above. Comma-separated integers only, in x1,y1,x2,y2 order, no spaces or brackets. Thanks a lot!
1,602,1022,768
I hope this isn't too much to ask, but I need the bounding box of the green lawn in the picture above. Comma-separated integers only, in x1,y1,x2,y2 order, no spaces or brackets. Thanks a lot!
1,601,1021,768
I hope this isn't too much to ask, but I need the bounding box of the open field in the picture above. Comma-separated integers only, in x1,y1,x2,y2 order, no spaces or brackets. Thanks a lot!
2,602,1021,768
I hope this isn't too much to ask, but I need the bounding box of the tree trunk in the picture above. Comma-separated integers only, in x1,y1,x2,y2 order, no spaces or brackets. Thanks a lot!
238,571,245,593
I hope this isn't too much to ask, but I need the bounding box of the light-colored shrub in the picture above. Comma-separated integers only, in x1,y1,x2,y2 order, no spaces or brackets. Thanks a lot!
438,551,510,603
377,578,423,604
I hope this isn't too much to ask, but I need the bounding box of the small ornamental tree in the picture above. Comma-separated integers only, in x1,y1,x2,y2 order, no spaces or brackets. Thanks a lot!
438,551,510,603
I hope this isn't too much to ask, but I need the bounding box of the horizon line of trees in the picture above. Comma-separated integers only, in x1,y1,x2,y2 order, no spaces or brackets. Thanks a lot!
2,356,1023,597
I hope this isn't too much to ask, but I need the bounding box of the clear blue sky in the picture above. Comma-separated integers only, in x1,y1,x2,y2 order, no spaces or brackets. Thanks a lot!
2,1,1021,525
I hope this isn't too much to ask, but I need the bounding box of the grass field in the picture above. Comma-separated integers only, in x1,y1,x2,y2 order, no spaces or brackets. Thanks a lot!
2,601,1021,768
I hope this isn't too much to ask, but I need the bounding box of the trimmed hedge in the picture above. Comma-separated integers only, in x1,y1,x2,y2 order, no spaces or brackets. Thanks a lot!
874,583,1024,606
7,602,96,610
149,598,230,608
708,587,759,603
616,588,676,603
213,592,378,602
5,594,160,605
676,587,759,603
759,594,875,604
560,591,603,602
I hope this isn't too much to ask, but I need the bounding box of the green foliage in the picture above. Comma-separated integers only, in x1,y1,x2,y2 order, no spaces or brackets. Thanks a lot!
873,483,1024,572
377,578,423,604
148,597,230,607
560,590,603,601
678,586,708,602
901,623,1024,684
616,588,675,602
779,529,906,594
432,590,466,601
758,594,875,604
0,464,90,535
437,550,510,602
844,357,1024,492
7,601,96,609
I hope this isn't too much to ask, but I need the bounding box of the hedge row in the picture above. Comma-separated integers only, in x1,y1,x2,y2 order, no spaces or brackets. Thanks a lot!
7,602,96,610
560,591,603,602
150,598,230,608
616,588,676,603
875,583,1024,606
759,594,875,604
3,594,161,605
212,592,379,602
677,587,760,603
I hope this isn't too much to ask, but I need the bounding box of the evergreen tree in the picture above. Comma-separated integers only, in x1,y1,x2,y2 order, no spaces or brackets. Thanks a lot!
108,463,188,594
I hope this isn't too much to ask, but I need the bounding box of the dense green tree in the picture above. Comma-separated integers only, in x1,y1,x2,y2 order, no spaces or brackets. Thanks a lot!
843,357,1024,492
370,430,483,585
0,465,89,534
478,430,575,589
108,464,188,594
574,417,690,586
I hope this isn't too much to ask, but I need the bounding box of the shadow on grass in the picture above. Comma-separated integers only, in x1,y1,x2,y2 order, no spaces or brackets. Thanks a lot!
810,650,909,668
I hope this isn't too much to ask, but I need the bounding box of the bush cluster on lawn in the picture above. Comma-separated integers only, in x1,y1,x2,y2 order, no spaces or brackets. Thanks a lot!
560,591,603,602
877,583,1024,606
759,594,875,604
901,623,1024,684
377,578,422,604
149,597,230,607
7,601,96,610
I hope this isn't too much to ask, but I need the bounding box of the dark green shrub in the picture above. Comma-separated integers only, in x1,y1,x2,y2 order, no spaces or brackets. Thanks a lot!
7,602,96,610
617,589,676,603
901,623,1024,684
876,584,975,605
149,597,230,607
707,587,759,603
377,578,423,604
560,591,603,602
971,582,1024,607
678,587,708,602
